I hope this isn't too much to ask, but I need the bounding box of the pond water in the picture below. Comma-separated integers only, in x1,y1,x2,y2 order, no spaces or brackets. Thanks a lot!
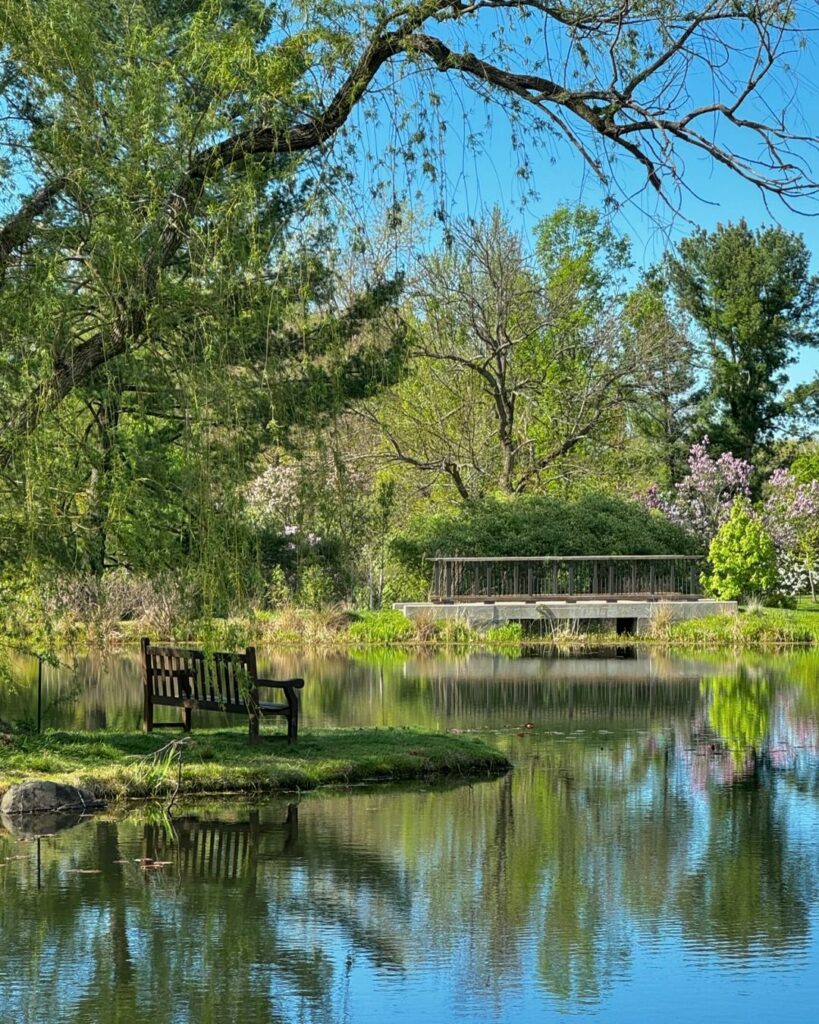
2,648,819,1023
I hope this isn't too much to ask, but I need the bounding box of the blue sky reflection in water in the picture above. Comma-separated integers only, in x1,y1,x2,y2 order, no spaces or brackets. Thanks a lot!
1,650,819,1023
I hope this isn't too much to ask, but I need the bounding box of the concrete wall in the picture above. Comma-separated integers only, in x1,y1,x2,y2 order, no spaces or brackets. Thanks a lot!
392,599,737,634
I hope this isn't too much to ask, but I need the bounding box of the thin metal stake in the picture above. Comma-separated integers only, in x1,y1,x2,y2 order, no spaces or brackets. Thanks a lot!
37,655,43,734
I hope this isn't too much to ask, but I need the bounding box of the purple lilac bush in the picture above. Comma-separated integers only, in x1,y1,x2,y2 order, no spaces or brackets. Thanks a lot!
646,437,753,542
647,439,819,599
763,469,819,599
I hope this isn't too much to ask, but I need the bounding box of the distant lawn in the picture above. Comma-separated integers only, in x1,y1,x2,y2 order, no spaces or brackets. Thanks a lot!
0,727,510,801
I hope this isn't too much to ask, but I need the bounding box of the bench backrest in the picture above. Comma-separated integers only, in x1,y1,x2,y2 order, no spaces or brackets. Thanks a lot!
141,638,258,709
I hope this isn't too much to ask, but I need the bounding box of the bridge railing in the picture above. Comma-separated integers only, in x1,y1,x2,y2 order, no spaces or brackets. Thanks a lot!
429,556,704,602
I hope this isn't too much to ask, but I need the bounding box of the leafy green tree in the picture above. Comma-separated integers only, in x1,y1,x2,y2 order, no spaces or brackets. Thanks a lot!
790,441,819,484
705,501,778,601
2,0,819,607
2,0,811,460
666,221,819,459
367,207,678,499
626,283,697,485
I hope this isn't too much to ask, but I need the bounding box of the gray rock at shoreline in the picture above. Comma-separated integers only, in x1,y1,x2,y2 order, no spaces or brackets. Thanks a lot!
1,807,90,838
1,780,104,817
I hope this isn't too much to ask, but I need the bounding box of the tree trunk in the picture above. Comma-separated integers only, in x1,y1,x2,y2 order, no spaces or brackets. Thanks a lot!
86,396,121,576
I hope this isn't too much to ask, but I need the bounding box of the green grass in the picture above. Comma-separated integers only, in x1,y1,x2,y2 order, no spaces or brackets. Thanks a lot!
0,727,511,801
345,611,523,648
8,600,819,658
346,609,419,644
661,600,819,647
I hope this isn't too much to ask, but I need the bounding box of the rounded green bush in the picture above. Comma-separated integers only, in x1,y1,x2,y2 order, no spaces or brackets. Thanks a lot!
391,493,698,576
704,502,778,601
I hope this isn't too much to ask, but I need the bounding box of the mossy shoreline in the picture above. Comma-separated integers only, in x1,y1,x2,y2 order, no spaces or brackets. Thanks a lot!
0,727,511,802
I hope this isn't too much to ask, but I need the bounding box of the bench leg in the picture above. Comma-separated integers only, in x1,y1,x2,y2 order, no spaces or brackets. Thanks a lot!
248,711,260,745
144,695,153,733
287,711,298,745
181,705,192,732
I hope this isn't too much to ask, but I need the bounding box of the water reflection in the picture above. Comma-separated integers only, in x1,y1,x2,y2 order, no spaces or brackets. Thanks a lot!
2,742,819,1019
2,650,819,1021
0,646,791,735
142,805,299,884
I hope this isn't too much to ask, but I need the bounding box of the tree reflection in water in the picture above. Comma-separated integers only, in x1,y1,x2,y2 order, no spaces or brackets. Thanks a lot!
1,650,819,1021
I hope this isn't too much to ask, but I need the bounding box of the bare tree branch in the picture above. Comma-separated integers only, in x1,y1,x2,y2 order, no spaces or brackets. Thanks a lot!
0,177,66,278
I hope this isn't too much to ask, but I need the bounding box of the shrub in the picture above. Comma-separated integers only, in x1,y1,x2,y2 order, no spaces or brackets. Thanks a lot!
704,502,778,601
267,565,292,609
483,622,523,645
762,593,798,610
390,492,698,580
347,610,417,644
297,564,335,611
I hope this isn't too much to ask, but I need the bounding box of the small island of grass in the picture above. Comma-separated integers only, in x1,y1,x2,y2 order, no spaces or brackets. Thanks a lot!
0,727,510,803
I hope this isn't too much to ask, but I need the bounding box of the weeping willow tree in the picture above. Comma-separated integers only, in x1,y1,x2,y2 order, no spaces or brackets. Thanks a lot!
1,0,818,616
0,0,410,611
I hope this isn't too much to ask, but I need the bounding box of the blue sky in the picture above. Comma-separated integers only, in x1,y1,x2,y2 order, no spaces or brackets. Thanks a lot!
4,4,819,388
343,4,819,391
432,108,819,387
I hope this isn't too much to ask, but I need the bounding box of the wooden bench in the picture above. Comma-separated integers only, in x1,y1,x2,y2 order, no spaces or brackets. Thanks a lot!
141,637,303,743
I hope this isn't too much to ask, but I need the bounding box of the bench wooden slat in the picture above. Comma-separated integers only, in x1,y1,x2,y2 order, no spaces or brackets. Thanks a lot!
141,637,301,744
148,696,288,713
196,653,207,704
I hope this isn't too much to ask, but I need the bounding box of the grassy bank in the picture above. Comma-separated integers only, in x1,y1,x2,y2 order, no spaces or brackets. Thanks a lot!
658,602,819,647
189,603,819,649
0,727,511,801
6,602,819,658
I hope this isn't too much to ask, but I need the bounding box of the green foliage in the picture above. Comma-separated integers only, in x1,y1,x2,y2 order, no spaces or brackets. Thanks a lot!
297,564,335,611
1,0,818,638
432,618,475,645
704,503,778,601
347,610,418,645
535,204,632,315
666,220,819,458
704,671,771,760
483,622,523,646
381,562,429,605
369,207,684,500
267,566,291,609
790,443,819,484
0,0,406,614
391,493,697,575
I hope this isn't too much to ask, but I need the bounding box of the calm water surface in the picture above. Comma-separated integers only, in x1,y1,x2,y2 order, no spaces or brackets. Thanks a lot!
2,648,819,1023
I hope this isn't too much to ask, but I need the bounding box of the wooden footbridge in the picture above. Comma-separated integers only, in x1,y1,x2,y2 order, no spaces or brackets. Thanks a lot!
394,555,736,633
430,555,703,602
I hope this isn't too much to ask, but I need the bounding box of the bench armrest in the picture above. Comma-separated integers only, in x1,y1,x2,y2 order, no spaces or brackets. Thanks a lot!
256,677,305,690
